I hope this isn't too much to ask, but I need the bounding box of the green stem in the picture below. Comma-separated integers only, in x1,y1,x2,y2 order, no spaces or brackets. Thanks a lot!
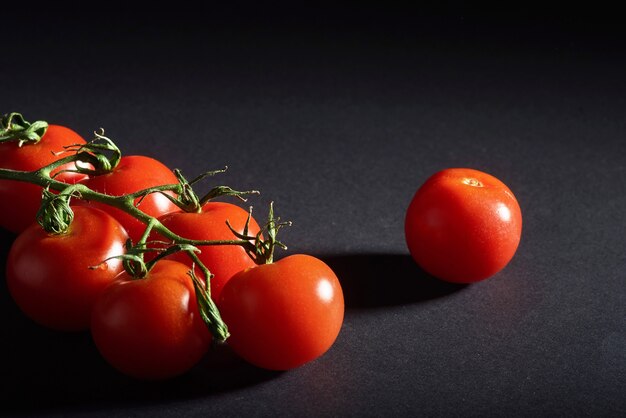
188,257,230,343
0,165,254,250
168,168,260,213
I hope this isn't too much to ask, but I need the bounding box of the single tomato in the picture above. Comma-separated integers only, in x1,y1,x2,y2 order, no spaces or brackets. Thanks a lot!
154,201,261,302
0,124,88,233
91,260,212,380
219,254,344,370
405,168,522,283
79,155,179,242
6,206,128,331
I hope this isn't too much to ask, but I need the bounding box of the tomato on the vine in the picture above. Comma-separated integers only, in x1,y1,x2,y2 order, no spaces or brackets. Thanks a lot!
405,168,522,283
154,201,261,302
0,124,88,233
91,260,212,380
79,155,179,242
6,206,128,331
218,254,344,370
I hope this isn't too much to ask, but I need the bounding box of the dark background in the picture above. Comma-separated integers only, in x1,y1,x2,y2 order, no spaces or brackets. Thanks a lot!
1,2,625,417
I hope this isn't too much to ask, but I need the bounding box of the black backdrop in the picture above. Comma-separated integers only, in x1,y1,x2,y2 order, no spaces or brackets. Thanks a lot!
1,3,625,417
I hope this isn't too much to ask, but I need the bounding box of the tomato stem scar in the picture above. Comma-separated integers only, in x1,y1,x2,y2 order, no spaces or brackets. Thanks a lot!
462,178,483,187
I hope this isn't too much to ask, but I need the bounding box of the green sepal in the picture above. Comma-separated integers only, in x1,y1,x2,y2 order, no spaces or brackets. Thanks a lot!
36,189,75,235
0,112,49,146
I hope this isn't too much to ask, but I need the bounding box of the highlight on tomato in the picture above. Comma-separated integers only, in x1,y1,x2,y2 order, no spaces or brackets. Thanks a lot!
0,113,89,233
404,167,522,283
219,254,345,371
6,205,128,331
90,260,213,380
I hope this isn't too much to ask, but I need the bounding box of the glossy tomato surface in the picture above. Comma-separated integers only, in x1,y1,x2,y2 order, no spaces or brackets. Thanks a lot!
91,260,212,380
0,125,88,233
79,155,179,242
155,201,261,302
219,254,344,370
405,168,522,283
6,206,128,331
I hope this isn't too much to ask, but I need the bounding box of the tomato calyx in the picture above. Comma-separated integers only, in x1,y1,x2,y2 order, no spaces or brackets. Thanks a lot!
227,202,291,264
171,168,259,213
61,129,123,176
36,188,77,235
0,112,48,146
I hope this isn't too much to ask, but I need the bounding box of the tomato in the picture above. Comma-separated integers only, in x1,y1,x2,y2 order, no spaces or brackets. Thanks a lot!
91,260,212,380
0,124,88,233
218,254,344,370
154,202,261,302
405,168,522,283
5,206,128,331
79,155,179,242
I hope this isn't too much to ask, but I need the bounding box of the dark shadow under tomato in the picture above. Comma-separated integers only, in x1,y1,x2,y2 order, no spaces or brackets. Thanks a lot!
0,322,281,414
319,253,468,309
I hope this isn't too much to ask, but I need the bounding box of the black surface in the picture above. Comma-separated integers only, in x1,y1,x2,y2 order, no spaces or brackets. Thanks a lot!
1,4,625,417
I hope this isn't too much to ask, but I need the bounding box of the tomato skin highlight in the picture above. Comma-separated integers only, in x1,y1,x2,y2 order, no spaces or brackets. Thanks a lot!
219,254,344,370
79,155,179,242
91,260,212,380
405,168,522,283
0,125,88,233
6,206,128,331
155,201,261,302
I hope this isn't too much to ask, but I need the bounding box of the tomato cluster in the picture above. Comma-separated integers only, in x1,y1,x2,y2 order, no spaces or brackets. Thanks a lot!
0,115,345,379
0,113,523,381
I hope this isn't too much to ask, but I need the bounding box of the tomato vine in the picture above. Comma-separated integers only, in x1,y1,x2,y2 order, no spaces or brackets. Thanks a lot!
0,112,290,343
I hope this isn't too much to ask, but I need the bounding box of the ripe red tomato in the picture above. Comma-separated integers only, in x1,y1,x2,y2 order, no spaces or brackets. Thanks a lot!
5,206,128,331
91,260,212,380
0,124,88,233
155,202,261,302
405,168,522,283
218,254,344,370
79,155,179,242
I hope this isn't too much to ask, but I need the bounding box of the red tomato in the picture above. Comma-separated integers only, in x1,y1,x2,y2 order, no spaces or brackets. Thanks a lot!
91,260,212,380
0,125,88,233
5,206,128,331
155,202,261,302
219,254,344,370
405,168,522,283
79,155,179,242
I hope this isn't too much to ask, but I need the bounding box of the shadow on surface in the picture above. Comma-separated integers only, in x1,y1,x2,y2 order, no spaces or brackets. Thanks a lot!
320,253,467,309
0,321,281,414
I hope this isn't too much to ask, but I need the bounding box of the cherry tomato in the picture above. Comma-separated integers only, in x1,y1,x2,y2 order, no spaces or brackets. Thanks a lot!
5,206,128,331
79,155,179,242
0,124,88,233
155,202,261,302
405,168,522,283
219,254,344,370
91,260,212,380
